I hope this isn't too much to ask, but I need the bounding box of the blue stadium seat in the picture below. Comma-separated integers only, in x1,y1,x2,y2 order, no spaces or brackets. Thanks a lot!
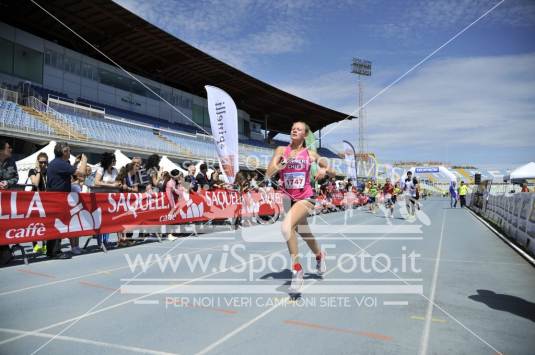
0,99,55,135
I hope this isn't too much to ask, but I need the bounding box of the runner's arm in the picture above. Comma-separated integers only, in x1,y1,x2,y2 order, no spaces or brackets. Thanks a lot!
311,151,336,179
266,146,286,179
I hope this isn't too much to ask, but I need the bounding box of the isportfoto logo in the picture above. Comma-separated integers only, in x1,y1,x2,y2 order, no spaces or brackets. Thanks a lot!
120,194,428,306
120,244,423,296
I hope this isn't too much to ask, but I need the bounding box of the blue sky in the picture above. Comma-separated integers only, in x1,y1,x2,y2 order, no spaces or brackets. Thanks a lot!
114,0,535,168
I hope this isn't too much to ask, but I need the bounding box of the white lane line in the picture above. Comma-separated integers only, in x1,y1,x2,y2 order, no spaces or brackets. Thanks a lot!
390,256,527,266
383,301,408,306
0,242,239,297
418,210,446,355
121,278,248,282
0,245,290,347
0,211,367,348
27,237,192,355
316,237,423,240
194,218,405,355
134,300,160,305
194,255,346,355
0,328,176,355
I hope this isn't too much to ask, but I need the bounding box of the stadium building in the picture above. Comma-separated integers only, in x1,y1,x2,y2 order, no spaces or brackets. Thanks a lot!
0,0,349,170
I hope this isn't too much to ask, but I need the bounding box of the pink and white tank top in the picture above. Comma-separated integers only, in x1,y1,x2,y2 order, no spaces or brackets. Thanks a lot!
279,146,313,201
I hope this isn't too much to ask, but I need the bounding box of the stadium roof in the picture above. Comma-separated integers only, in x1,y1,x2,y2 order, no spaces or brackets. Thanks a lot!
0,0,353,133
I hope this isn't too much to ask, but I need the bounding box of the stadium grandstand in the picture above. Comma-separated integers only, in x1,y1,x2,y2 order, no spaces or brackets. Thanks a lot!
0,0,347,171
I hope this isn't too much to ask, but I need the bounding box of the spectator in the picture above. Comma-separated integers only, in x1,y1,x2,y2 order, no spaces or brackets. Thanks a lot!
46,142,87,259
126,157,144,242
250,172,259,190
71,165,92,193
93,152,121,249
28,152,48,192
0,139,18,190
165,169,185,209
521,183,529,192
94,152,120,190
131,156,147,192
145,154,162,192
185,162,198,192
233,171,251,228
196,163,210,190
117,163,139,193
114,163,139,247
210,169,224,189
28,152,48,254
210,164,222,188
67,155,89,255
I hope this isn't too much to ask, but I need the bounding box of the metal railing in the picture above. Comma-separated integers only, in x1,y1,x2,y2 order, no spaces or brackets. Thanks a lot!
23,96,88,141
0,87,18,103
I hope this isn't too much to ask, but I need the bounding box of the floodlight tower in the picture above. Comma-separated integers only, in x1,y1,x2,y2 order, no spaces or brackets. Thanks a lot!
351,58,372,157
351,58,372,182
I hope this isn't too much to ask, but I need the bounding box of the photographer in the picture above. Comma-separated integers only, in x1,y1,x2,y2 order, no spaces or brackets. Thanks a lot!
28,152,48,254
46,142,87,259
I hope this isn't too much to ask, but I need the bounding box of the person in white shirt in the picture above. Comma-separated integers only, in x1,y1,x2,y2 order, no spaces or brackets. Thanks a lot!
403,171,418,216
93,152,120,249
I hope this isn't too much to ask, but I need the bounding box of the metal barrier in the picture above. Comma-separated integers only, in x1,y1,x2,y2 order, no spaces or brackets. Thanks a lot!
0,87,18,103
468,192,535,255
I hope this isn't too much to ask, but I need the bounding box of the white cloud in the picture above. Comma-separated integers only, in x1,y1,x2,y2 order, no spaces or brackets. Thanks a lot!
113,0,343,69
275,53,535,162
369,0,535,41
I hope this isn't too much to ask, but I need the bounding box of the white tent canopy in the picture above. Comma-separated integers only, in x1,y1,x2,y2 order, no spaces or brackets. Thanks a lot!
159,155,186,174
92,149,132,170
16,140,75,185
508,162,535,180
113,149,131,169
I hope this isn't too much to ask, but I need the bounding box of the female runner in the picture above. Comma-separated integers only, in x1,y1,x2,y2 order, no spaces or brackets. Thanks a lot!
267,121,336,292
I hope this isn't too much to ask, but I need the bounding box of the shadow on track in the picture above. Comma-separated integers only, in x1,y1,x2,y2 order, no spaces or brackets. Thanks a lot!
469,289,535,322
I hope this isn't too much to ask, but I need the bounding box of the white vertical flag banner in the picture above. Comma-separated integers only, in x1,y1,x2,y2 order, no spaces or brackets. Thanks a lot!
343,141,356,180
205,85,239,184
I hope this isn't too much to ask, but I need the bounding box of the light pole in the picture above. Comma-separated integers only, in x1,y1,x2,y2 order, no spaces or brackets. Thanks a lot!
351,58,372,181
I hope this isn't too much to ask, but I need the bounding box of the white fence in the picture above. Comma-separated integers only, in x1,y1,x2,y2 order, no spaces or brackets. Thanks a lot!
468,192,535,255
0,87,18,103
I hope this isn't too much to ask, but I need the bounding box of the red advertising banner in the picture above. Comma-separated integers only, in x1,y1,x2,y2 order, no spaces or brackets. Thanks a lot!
0,189,284,246
331,191,345,207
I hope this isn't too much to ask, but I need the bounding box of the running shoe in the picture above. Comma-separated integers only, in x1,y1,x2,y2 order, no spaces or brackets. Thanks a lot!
316,252,327,275
289,263,304,293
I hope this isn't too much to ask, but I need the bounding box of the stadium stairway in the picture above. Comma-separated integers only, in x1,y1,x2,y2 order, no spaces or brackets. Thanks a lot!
21,105,88,142
155,131,193,157
424,174,436,183
455,167,474,184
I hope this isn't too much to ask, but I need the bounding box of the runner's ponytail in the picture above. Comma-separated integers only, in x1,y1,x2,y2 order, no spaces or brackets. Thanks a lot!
293,121,319,184
304,124,316,152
